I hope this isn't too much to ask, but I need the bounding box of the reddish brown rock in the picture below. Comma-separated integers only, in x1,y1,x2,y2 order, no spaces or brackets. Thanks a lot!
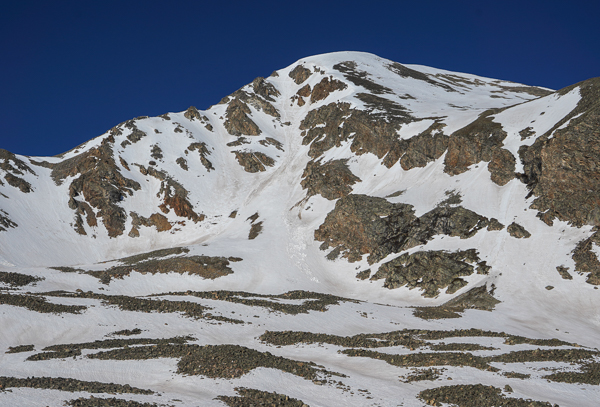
148,213,172,231
310,77,347,103
224,98,262,137
49,136,141,237
288,65,312,85
488,148,516,186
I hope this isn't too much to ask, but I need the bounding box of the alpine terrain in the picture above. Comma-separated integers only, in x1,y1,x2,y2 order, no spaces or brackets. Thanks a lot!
2,51,600,406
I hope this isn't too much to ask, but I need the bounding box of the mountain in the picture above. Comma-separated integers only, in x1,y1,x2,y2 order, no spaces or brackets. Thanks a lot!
1,51,599,406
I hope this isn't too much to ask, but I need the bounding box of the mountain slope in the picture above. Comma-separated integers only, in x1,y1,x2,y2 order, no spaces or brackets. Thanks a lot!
0,52,599,406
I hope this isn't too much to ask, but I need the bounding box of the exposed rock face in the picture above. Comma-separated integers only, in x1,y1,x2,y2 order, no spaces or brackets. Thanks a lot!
221,77,280,120
3,173,32,193
488,148,516,185
519,79,600,227
218,388,307,407
183,106,212,128
288,65,312,85
258,137,284,151
251,77,281,102
119,120,147,148
0,149,35,193
556,265,573,280
310,77,347,103
444,112,509,176
571,231,600,285
175,157,188,171
224,99,262,136
128,212,172,236
49,136,141,237
371,249,486,297
315,194,416,263
150,144,163,160
443,284,499,310
315,194,493,264
187,142,214,171
382,122,449,169
507,222,531,238
158,178,204,223
247,213,263,240
301,159,360,200
233,151,275,173
299,102,412,161
0,209,17,232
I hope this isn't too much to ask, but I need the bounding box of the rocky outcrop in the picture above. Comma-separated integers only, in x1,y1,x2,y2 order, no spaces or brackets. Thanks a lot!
247,213,263,240
519,79,600,227
258,137,284,151
157,178,204,223
300,102,412,161
220,77,280,121
371,249,486,297
295,84,311,106
150,144,163,160
310,77,347,103
175,157,188,170
0,209,17,232
251,77,281,102
571,230,600,285
507,222,531,238
315,194,416,263
315,194,493,264
49,136,141,237
4,173,32,193
187,142,214,171
128,212,172,236
183,106,213,131
288,65,312,85
135,163,204,224
233,151,275,173
301,159,360,200
119,121,147,148
382,122,449,169
0,149,35,193
224,99,262,136
488,148,516,185
217,388,307,407
444,111,509,176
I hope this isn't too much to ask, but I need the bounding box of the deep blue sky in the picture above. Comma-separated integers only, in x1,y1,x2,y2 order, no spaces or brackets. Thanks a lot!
2,0,599,156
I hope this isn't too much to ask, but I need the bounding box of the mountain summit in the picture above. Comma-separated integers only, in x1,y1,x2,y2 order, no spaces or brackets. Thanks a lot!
1,52,599,406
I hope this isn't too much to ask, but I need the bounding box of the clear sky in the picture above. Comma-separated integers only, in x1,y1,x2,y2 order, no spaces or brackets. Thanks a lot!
2,0,599,156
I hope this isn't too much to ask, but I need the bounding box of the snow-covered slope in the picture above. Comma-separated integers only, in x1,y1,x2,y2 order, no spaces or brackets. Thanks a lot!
1,51,599,406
